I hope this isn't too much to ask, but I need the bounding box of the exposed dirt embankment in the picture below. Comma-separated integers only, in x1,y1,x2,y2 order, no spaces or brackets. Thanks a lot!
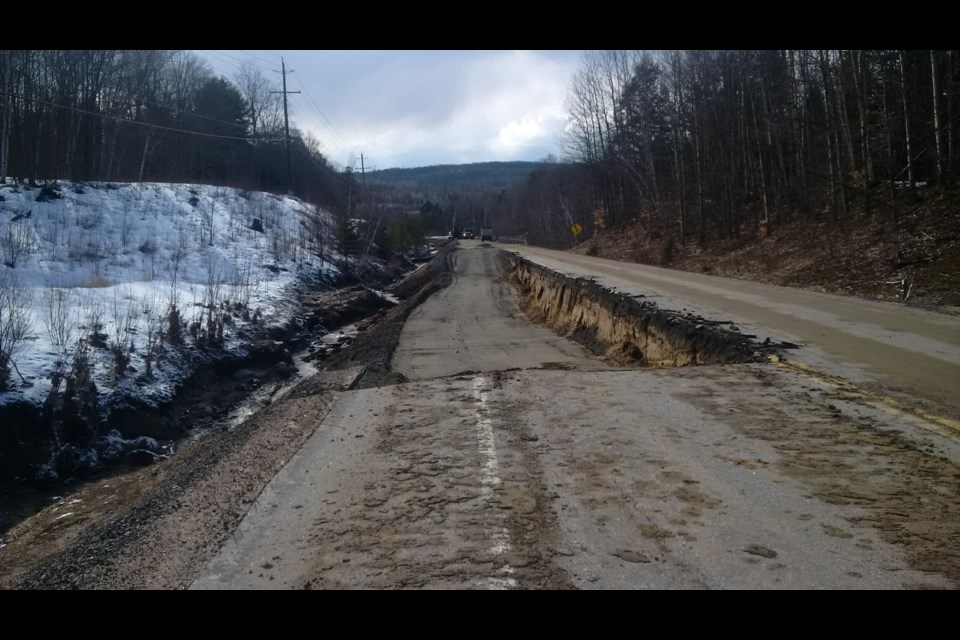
506,255,769,367
577,192,960,309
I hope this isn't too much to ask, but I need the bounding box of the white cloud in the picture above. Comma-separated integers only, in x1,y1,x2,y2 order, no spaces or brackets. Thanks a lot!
491,114,548,155
202,50,583,168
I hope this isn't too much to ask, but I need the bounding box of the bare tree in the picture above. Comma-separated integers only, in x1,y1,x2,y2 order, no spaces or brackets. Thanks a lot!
0,270,34,389
1,221,34,268
898,50,918,200
236,62,283,138
0,50,10,184
109,287,137,379
930,50,944,185
41,282,75,369
139,294,165,376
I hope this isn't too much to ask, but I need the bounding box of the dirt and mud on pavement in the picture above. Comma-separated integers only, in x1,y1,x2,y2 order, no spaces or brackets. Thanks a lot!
5,241,959,589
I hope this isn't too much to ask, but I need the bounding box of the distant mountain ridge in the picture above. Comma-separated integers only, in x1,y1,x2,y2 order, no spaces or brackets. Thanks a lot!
367,161,541,191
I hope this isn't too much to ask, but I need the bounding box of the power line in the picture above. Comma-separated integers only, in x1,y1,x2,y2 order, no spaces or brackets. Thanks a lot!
296,141,352,189
284,83,346,151
286,74,357,165
207,50,249,66
289,94,353,161
136,95,255,130
199,51,245,74
290,70,350,148
0,90,284,142
237,50,281,69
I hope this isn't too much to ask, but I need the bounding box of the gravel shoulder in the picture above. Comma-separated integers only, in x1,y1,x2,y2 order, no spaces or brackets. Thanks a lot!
1,366,360,589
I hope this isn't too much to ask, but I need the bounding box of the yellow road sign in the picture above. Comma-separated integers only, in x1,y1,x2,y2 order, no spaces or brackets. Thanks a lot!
571,223,583,235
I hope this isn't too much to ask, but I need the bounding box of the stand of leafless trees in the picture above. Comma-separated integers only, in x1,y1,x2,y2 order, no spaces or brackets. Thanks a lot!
491,50,958,249
0,50,348,211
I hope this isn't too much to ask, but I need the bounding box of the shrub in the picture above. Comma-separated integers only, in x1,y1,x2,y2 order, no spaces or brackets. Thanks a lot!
42,284,76,367
81,275,111,288
166,306,182,345
36,184,63,202
0,271,34,389
1,221,34,268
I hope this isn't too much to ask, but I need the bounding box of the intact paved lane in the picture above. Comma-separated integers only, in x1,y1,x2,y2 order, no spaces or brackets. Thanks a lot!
506,244,960,419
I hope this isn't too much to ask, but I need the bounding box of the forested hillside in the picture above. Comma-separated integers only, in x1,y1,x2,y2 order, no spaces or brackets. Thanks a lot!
0,51,348,210
486,50,959,305
368,161,540,191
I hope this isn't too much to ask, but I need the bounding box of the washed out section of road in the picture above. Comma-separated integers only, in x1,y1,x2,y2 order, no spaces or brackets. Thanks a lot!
20,241,958,589
194,243,960,588
392,246,606,380
508,245,960,419
506,255,776,367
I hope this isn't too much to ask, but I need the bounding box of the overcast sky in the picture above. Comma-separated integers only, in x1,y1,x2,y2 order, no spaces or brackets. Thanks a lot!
196,50,583,171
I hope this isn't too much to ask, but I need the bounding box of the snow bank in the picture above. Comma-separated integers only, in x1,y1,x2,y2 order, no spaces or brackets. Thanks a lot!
0,180,343,410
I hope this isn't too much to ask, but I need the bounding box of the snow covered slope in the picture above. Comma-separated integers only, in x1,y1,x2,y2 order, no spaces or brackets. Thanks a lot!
0,181,342,410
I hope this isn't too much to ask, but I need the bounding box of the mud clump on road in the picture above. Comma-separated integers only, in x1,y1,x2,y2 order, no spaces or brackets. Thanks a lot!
505,255,773,367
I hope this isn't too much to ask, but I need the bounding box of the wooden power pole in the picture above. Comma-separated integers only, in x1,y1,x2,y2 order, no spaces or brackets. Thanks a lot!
272,58,301,195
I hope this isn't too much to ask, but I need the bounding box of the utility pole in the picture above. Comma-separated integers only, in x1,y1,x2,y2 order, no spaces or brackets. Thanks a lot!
346,165,353,218
358,153,385,273
272,58,300,195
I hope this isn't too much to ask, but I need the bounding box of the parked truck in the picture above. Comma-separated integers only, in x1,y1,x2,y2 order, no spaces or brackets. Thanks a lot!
480,226,494,241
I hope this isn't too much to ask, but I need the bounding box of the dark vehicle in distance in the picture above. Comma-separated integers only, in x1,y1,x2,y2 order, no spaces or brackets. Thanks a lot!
462,227,475,239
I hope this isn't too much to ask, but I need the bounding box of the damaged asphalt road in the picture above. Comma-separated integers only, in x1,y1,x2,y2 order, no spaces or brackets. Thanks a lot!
5,242,959,589
191,243,960,589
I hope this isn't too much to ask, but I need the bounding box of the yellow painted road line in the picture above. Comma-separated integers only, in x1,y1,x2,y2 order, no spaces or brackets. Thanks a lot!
766,355,960,440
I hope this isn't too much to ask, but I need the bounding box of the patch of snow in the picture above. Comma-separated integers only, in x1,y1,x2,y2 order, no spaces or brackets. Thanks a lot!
0,180,347,413
369,289,400,305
